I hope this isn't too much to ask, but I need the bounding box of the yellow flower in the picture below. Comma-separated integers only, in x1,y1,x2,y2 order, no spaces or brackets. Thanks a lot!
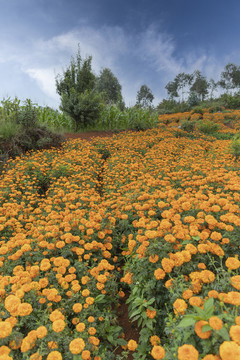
46,351,62,360
151,345,165,359
229,325,240,345
177,344,199,360
219,341,240,360
52,319,65,333
0,322,12,339
127,339,138,351
69,338,85,354
209,316,223,330
173,299,187,315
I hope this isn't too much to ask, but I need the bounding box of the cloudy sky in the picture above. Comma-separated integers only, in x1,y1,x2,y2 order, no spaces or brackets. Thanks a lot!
0,0,240,108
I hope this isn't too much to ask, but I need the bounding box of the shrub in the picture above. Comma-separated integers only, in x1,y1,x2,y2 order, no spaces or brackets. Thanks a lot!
230,132,240,158
197,120,219,134
180,120,195,132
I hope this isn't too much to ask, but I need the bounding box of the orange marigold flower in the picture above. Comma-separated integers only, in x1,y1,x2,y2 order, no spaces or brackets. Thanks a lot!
82,350,91,359
235,316,240,325
76,323,86,332
189,296,203,307
154,268,166,280
47,341,58,349
0,321,12,338
194,320,211,339
230,275,240,290
208,290,219,298
151,345,165,359
225,257,240,270
173,299,187,315
219,341,240,360
17,303,33,316
161,258,174,273
46,351,62,360
177,344,199,360
209,316,223,330
52,319,65,333
4,295,21,315
229,325,240,345
210,231,222,241
49,309,64,322
146,309,157,319
0,346,11,355
69,338,85,354
73,303,83,313
127,339,138,351
182,289,193,300
36,326,48,339
201,355,220,360
88,316,95,323
150,335,161,346
30,353,42,360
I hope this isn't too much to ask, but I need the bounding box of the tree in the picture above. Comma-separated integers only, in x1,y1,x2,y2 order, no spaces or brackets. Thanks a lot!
209,78,218,100
136,85,154,108
190,70,209,101
219,63,240,94
56,47,102,130
95,68,123,105
165,80,179,99
165,73,193,101
174,72,193,102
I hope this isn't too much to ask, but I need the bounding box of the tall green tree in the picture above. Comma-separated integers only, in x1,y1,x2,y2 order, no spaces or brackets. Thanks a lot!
219,63,240,94
165,80,179,99
174,72,193,102
55,47,102,130
136,85,154,108
96,68,123,106
190,70,209,101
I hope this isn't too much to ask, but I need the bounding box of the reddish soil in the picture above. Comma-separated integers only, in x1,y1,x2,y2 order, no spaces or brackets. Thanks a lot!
115,293,141,359
64,130,117,141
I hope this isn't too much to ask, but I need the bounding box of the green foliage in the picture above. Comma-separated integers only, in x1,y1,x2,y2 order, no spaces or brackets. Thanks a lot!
187,92,200,108
96,68,123,106
96,105,158,131
230,132,240,158
56,46,104,130
190,70,209,101
219,63,240,93
180,120,195,132
219,93,240,109
197,120,220,134
136,85,154,108
60,88,103,130
0,97,64,172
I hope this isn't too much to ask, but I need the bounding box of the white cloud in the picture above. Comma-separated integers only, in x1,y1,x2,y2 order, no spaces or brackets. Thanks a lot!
1,22,239,107
25,67,59,101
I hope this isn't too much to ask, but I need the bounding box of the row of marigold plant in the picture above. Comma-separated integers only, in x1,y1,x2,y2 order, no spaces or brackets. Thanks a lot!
0,123,239,360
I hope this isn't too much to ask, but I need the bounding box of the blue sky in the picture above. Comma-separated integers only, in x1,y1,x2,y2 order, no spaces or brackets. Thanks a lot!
0,0,240,108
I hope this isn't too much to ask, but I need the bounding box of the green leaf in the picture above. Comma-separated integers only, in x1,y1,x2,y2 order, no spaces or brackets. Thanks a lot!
193,306,206,319
204,297,214,313
117,338,127,346
217,327,230,341
202,324,212,332
177,316,196,328
129,308,141,319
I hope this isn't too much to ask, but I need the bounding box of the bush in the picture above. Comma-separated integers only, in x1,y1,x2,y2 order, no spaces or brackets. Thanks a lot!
230,132,240,158
180,120,195,132
197,120,219,134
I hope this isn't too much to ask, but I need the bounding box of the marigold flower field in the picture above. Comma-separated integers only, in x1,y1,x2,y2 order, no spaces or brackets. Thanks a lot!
0,111,240,359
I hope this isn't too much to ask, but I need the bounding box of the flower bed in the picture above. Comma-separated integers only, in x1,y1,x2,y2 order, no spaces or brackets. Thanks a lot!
0,125,239,359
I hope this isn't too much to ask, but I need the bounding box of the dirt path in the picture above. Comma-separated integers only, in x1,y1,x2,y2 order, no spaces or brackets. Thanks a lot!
65,131,139,359
64,130,117,141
